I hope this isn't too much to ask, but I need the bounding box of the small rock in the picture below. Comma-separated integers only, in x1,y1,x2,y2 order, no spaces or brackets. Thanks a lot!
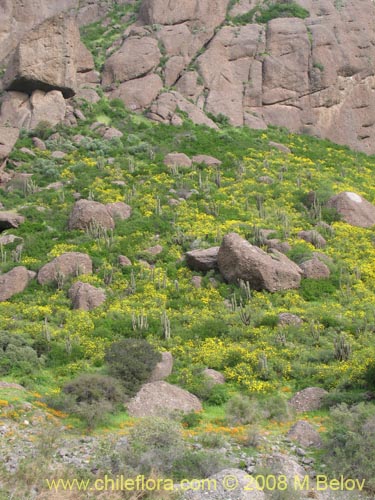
289,387,328,413
269,141,291,153
51,151,66,159
298,230,326,249
203,368,225,385
300,258,331,279
118,255,132,267
32,137,46,150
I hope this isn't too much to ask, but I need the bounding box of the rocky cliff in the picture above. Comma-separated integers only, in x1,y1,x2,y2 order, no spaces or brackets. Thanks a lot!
1,0,375,157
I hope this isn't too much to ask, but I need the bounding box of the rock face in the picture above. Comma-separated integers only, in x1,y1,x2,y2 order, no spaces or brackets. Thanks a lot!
3,15,79,98
0,90,67,130
93,0,375,154
185,247,219,272
102,36,161,87
68,200,115,231
288,387,328,413
217,233,302,292
287,420,322,448
181,469,266,500
68,281,106,310
0,211,25,232
0,0,78,65
37,252,93,285
149,352,173,382
0,267,31,301
326,192,375,227
0,127,19,164
127,381,202,417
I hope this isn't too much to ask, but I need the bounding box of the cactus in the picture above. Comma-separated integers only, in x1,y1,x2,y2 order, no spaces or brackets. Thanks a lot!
161,310,171,339
132,312,149,332
239,305,251,326
334,334,352,361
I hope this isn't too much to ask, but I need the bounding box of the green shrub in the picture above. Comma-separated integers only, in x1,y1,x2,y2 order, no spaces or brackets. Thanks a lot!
124,417,185,475
232,1,309,25
287,243,314,265
105,338,161,396
322,390,368,409
0,332,43,375
180,411,203,428
206,384,231,406
225,394,260,426
173,449,228,480
300,278,337,301
260,394,293,422
63,373,124,404
323,403,375,490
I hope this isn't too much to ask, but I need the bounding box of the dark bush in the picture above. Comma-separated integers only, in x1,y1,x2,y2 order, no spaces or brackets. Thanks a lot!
63,373,124,404
105,338,161,396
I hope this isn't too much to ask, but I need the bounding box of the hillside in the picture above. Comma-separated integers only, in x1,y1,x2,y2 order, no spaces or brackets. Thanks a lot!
0,1,375,499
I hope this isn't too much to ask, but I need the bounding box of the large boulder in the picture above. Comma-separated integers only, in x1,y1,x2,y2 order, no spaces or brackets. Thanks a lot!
68,199,115,231
3,14,79,98
287,420,322,448
68,281,106,311
288,387,328,413
0,266,31,301
37,252,93,285
185,247,219,272
217,233,302,292
127,381,202,417
181,469,266,500
0,211,25,232
149,352,173,382
326,191,375,228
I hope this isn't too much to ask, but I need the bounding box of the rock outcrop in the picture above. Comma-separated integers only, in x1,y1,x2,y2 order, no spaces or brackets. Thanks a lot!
0,211,25,232
326,191,375,227
149,352,173,382
127,381,202,417
37,252,93,285
217,233,302,292
68,200,115,231
287,420,322,448
68,281,106,310
288,387,328,413
0,266,31,301
186,247,219,272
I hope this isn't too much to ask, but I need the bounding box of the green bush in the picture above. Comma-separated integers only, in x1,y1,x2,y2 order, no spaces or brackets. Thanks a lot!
226,394,260,426
180,411,203,428
232,1,309,25
63,373,124,404
105,338,161,396
206,384,231,406
287,243,314,265
323,403,375,490
300,278,337,301
0,332,43,375
124,417,185,475
322,390,368,409
51,373,125,428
